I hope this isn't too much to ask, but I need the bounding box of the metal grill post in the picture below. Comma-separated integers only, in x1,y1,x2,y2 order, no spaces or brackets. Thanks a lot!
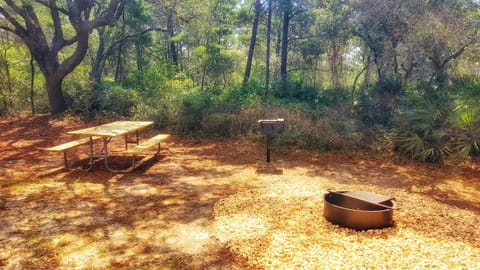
258,119,284,163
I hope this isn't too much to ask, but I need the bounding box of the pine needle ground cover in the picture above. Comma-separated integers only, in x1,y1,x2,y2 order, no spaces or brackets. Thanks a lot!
1,115,479,269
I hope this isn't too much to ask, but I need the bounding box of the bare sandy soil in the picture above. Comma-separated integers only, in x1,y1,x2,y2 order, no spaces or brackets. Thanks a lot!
0,115,479,269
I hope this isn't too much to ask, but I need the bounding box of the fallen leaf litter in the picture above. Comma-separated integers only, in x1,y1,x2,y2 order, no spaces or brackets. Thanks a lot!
214,180,480,269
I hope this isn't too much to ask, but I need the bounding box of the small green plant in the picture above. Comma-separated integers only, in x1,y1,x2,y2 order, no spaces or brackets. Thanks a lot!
451,110,480,161
393,91,454,163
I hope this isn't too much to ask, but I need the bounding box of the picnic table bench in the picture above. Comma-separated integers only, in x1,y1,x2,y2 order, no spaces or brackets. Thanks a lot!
122,133,170,171
43,121,170,172
43,136,100,170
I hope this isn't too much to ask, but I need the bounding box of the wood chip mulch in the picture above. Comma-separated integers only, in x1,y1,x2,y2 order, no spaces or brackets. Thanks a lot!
214,180,480,269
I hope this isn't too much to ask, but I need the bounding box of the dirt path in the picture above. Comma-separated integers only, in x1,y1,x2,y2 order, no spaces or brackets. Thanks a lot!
0,115,479,269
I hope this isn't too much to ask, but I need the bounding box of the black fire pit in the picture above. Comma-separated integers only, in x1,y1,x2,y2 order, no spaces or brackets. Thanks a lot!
258,119,285,162
323,190,397,230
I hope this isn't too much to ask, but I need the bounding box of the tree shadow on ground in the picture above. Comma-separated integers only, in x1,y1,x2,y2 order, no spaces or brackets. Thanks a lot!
0,115,256,268
1,115,479,269
1,158,253,268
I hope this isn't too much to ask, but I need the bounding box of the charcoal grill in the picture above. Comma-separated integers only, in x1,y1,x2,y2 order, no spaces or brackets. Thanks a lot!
258,119,285,162
323,190,397,230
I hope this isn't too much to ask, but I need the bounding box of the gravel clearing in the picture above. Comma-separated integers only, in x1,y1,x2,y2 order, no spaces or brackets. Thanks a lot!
214,179,480,269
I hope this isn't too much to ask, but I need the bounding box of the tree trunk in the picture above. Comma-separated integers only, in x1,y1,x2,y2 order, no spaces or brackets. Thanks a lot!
136,41,144,71
45,75,66,114
30,55,35,115
0,32,13,113
243,0,262,86
280,11,290,92
90,27,106,85
0,0,128,114
167,13,178,66
265,0,272,95
115,42,125,82
329,42,339,87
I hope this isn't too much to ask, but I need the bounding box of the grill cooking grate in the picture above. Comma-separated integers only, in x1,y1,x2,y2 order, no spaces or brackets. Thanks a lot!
333,190,393,205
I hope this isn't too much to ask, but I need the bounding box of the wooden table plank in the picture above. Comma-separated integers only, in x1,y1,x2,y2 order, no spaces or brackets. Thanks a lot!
67,121,154,137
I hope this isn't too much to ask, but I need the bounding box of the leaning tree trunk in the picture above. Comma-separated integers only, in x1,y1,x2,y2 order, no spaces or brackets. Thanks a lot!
0,0,127,114
243,0,262,86
36,32,90,114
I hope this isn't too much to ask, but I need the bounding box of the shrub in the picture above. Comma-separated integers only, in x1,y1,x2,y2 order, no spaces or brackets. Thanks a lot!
449,77,480,161
175,90,214,134
316,87,351,107
250,101,366,151
451,112,480,161
68,81,138,120
393,91,454,163
357,76,404,127
219,81,264,108
201,112,235,137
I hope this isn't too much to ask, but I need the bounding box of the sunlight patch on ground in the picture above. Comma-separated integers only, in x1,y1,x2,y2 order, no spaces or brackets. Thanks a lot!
214,181,480,269
215,214,267,243
107,225,136,252
67,182,107,196
52,233,109,269
436,179,480,203
8,178,62,197
124,183,158,197
162,218,213,254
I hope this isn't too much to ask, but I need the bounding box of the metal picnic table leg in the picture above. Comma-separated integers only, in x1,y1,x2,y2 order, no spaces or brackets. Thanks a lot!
102,137,115,172
76,136,96,171
58,136,96,171
124,130,140,150
104,137,135,173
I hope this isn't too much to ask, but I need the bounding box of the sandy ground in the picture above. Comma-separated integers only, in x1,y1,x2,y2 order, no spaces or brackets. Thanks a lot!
0,115,479,269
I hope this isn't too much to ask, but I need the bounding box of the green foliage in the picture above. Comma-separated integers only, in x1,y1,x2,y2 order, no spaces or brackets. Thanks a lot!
68,81,139,120
191,45,237,89
219,81,264,107
357,76,404,127
452,112,480,160
125,64,177,94
175,89,214,133
449,76,480,160
0,44,49,115
316,87,351,107
271,76,318,102
392,78,480,163
130,70,196,129
393,90,454,163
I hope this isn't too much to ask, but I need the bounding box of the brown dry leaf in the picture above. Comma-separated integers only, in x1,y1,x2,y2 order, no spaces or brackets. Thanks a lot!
214,180,480,269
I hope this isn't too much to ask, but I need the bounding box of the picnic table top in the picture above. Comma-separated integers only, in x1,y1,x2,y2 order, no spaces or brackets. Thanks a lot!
67,121,154,137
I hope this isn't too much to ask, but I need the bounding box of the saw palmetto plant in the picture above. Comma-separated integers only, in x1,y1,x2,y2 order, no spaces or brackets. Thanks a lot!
394,93,454,163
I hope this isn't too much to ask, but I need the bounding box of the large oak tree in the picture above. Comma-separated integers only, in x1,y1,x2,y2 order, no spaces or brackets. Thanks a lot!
0,0,127,113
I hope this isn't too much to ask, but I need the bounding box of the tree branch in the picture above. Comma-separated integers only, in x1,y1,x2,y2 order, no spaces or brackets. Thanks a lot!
49,0,66,53
440,38,477,68
4,0,26,17
102,27,167,59
32,0,69,14
87,0,127,30
0,25,16,33
0,4,26,36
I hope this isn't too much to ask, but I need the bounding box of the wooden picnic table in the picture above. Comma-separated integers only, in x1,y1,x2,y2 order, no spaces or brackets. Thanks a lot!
68,121,154,172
